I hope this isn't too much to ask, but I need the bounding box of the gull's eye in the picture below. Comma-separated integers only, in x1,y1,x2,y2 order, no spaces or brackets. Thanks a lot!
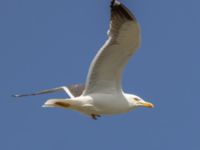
134,98,140,101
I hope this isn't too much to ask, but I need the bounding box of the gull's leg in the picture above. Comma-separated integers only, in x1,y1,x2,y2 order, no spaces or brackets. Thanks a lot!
91,114,97,120
96,115,101,118
91,114,101,120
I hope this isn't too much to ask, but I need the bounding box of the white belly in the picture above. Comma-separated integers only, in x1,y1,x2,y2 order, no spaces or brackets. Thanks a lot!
81,93,131,115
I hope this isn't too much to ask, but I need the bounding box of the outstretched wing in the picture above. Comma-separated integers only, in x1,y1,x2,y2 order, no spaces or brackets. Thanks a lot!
83,0,140,95
13,84,85,98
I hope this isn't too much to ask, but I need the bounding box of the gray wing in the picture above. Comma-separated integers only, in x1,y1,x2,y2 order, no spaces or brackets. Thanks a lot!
83,0,140,95
67,84,85,97
13,84,85,98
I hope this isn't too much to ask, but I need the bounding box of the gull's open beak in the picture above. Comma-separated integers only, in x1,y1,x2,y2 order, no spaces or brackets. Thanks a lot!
140,102,154,108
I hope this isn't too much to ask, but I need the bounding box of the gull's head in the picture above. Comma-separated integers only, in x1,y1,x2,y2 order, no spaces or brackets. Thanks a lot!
125,94,154,109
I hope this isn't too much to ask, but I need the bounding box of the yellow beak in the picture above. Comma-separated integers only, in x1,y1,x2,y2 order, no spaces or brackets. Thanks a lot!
141,102,154,108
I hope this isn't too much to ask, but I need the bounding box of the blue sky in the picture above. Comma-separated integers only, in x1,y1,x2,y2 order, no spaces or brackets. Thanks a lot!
0,0,199,149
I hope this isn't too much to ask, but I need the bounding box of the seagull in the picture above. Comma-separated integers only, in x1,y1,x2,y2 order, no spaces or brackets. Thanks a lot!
13,0,154,120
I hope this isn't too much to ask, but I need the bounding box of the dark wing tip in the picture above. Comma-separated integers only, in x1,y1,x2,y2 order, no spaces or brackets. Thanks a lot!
110,0,136,21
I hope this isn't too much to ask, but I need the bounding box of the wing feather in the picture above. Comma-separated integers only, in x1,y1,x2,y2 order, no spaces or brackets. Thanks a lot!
13,84,85,98
83,1,140,95
68,84,85,97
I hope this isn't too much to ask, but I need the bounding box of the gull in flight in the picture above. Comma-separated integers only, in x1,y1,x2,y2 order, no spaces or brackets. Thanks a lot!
14,0,154,120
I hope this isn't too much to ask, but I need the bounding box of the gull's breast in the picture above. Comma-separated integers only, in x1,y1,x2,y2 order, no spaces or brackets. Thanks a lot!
90,93,131,115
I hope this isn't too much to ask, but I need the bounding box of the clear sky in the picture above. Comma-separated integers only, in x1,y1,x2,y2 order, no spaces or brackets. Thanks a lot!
0,0,199,149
